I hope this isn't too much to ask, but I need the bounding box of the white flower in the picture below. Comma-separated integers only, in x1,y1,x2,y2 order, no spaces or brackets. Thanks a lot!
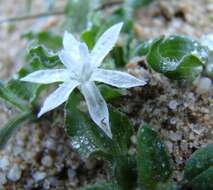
21,23,146,138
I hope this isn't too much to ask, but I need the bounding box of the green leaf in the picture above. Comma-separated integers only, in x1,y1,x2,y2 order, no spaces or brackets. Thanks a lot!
80,25,100,50
109,108,133,155
0,81,28,111
184,144,213,189
0,111,32,149
137,122,172,190
6,58,43,103
98,84,125,101
146,35,208,80
156,181,177,190
111,45,127,67
132,40,151,57
81,182,118,190
188,167,213,190
114,156,136,190
22,30,62,50
7,45,61,104
28,45,61,68
65,93,133,159
65,93,113,159
165,54,204,80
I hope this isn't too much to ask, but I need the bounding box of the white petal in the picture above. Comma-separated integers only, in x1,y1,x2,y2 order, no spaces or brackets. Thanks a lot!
80,82,112,138
63,31,80,54
91,22,123,67
38,80,80,117
20,69,69,84
79,43,92,78
79,42,90,63
91,69,146,88
58,50,81,77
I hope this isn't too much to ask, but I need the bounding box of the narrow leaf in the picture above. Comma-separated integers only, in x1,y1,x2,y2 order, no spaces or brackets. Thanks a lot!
0,81,27,111
0,111,32,149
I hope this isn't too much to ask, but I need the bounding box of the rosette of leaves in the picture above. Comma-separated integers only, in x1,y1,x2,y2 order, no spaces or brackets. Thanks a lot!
146,35,209,80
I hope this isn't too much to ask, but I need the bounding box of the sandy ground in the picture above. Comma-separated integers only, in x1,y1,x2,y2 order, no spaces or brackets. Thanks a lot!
0,0,212,189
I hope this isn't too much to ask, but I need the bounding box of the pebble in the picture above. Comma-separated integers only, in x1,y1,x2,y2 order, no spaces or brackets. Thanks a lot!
43,179,50,189
165,141,173,153
7,165,22,182
32,171,46,182
41,155,53,167
170,117,177,125
195,77,212,94
0,157,10,171
168,100,178,110
0,172,7,185
67,168,76,179
169,131,182,141
201,33,213,51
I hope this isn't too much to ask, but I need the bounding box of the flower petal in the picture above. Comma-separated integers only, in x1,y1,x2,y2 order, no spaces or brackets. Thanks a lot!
79,43,92,78
63,31,80,55
91,22,123,67
91,69,147,88
58,50,82,77
38,80,80,117
80,82,112,138
20,69,69,84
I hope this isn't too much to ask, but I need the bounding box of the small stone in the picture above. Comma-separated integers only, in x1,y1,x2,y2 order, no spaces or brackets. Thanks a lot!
168,100,178,110
32,171,46,182
0,157,10,171
201,33,213,51
7,165,22,182
130,135,137,144
42,139,55,149
170,117,177,125
43,179,50,189
0,172,7,185
41,155,53,167
67,168,76,179
165,141,173,153
195,77,212,94
169,131,182,141
13,146,23,156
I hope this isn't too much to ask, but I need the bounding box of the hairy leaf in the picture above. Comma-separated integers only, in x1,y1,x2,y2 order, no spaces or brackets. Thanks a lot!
65,93,133,159
114,156,136,190
137,122,172,190
98,84,125,101
184,144,213,190
146,35,208,80
22,30,62,50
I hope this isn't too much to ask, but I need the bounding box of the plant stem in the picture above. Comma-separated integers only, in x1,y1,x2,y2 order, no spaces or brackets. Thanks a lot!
96,1,123,10
0,11,64,25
